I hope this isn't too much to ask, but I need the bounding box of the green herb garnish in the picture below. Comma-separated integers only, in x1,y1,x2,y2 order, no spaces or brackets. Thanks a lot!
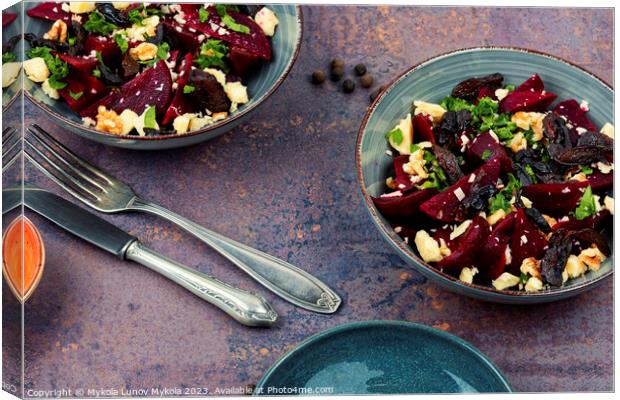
574,186,597,220
580,165,594,175
440,96,474,112
156,42,169,60
183,85,195,94
385,127,403,145
114,34,129,54
481,149,492,160
505,84,516,92
193,39,229,71
143,106,157,129
92,68,101,78
128,5,146,25
2,52,16,64
221,14,250,34
28,47,69,89
83,11,118,35
69,91,83,100
199,6,209,22
524,164,538,183
489,173,521,213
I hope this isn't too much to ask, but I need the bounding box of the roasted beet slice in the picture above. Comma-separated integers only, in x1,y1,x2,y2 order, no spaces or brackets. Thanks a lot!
162,18,200,54
2,12,17,27
84,35,121,66
475,86,497,103
541,229,573,286
466,131,513,173
57,53,99,72
436,216,490,273
514,74,545,93
229,46,261,78
552,210,611,231
58,73,109,113
586,171,613,192
186,6,271,61
27,2,71,22
190,69,231,113
412,114,435,144
508,208,548,274
372,189,438,220
81,60,172,118
420,157,501,222
162,54,195,125
554,99,597,132
392,155,415,191
521,181,589,217
478,212,517,280
499,90,557,113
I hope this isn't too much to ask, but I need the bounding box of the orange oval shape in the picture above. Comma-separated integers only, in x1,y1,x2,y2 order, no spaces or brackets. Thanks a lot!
2,216,45,302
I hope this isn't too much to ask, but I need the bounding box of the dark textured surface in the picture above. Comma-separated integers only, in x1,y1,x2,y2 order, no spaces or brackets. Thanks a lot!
5,6,614,395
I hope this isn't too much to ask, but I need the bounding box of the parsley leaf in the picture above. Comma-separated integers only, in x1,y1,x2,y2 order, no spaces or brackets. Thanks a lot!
505,84,516,92
199,6,209,22
143,106,157,129
580,165,594,175
481,149,492,160
221,14,250,34
2,52,16,64
183,85,195,94
156,42,169,60
574,186,597,220
114,34,128,54
92,68,101,78
69,91,83,100
128,5,146,25
440,96,474,112
489,173,521,213
193,39,229,71
385,127,403,145
28,47,69,89
47,75,67,90
83,11,118,35
416,150,449,191
215,4,228,16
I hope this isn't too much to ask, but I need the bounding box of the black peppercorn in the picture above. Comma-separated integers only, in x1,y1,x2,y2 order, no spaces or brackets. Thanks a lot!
311,69,326,84
331,58,345,69
343,79,355,93
360,73,374,88
330,66,344,82
354,63,367,76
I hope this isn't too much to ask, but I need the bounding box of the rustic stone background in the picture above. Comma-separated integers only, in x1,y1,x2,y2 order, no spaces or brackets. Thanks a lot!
3,5,613,395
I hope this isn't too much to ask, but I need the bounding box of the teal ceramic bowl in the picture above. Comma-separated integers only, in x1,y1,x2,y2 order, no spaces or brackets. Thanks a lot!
256,321,512,394
356,47,613,304
2,4,22,110
23,5,302,150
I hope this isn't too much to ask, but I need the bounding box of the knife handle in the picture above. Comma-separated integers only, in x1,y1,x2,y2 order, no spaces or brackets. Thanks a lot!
124,241,278,327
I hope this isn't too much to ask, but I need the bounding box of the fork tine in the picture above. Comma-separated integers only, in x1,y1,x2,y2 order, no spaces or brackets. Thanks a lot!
2,127,18,146
29,124,115,184
2,133,20,158
26,127,107,192
2,146,20,172
24,139,103,202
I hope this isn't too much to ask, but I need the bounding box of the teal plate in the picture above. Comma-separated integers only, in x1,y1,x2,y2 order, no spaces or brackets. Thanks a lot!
356,47,614,304
24,4,301,150
256,321,511,395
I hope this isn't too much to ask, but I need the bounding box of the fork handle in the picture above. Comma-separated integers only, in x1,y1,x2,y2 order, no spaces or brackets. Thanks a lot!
125,241,278,327
129,199,341,314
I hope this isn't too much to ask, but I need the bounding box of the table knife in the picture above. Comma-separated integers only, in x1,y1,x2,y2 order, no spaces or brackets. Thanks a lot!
3,187,278,327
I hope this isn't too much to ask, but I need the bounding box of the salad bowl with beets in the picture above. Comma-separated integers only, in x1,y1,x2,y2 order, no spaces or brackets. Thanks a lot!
357,49,613,303
23,2,301,149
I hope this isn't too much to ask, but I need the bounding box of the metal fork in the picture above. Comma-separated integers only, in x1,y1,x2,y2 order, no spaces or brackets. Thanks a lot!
24,124,341,314
2,127,20,172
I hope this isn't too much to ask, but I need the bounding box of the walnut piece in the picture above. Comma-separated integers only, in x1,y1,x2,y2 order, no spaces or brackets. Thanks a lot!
44,19,68,42
95,106,124,135
129,43,158,61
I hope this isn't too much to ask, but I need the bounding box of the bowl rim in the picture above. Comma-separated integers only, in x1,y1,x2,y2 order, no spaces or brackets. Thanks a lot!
355,45,614,300
255,320,513,394
23,5,303,142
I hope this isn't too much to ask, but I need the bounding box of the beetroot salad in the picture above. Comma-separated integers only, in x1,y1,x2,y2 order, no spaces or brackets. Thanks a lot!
24,2,280,136
373,73,614,292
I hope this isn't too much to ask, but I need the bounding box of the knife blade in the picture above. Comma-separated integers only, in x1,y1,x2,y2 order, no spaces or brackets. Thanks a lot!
7,187,278,327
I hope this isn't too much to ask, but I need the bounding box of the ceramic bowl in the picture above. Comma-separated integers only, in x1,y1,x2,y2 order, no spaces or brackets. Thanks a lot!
356,47,613,304
23,5,302,150
2,4,22,110
256,320,512,394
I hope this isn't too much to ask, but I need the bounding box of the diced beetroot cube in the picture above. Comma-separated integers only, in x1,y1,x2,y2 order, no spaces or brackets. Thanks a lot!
186,6,271,61
392,155,415,192
58,72,109,113
514,74,545,93
2,12,17,27
229,46,261,78
521,181,589,217
436,216,490,273
420,157,502,222
57,53,98,72
372,189,438,220
499,90,557,113
84,35,121,66
478,212,517,280
586,171,613,192
475,86,497,103
81,60,172,119
162,18,200,54
162,54,195,125
412,114,435,144
508,208,548,274
552,210,611,231
466,131,513,173
553,99,598,145
390,223,419,243
26,2,70,22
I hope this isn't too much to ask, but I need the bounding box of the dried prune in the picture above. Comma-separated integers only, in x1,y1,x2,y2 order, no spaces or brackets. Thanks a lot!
146,23,164,45
552,145,607,165
24,32,69,53
451,73,504,100
576,130,614,148
190,69,231,113
437,110,471,148
2,34,21,54
543,112,571,146
433,144,463,184
96,3,129,26
520,203,551,232
463,184,496,211
120,51,140,79
541,229,573,286
569,228,611,256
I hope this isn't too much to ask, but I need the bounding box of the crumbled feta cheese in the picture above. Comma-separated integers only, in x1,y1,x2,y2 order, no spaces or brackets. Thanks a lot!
524,277,543,292
254,7,279,36
520,196,532,208
112,2,131,10
454,187,465,201
561,187,571,194
394,226,402,234
385,150,393,157
597,162,613,174
520,257,542,279
459,267,478,284
460,134,470,152
414,230,444,263
41,79,60,100
492,272,520,290
511,112,545,141
418,141,433,149
600,123,614,139
487,129,500,143
580,100,589,112
173,113,195,134
61,3,70,13
450,220,472,240
520,235,528,245
381,190,403,198
486,209,506,225
468,174,476,183
2,62,20,88
504,246,512,265
23,57,50,83
69,2,96,13
495,88,509,101
413,101,446,124
82,117,96,127
224,81,249,104
564,254,587,279
604,196,614,215
133,106,159,136
118,109,140,135
189,115,213,131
